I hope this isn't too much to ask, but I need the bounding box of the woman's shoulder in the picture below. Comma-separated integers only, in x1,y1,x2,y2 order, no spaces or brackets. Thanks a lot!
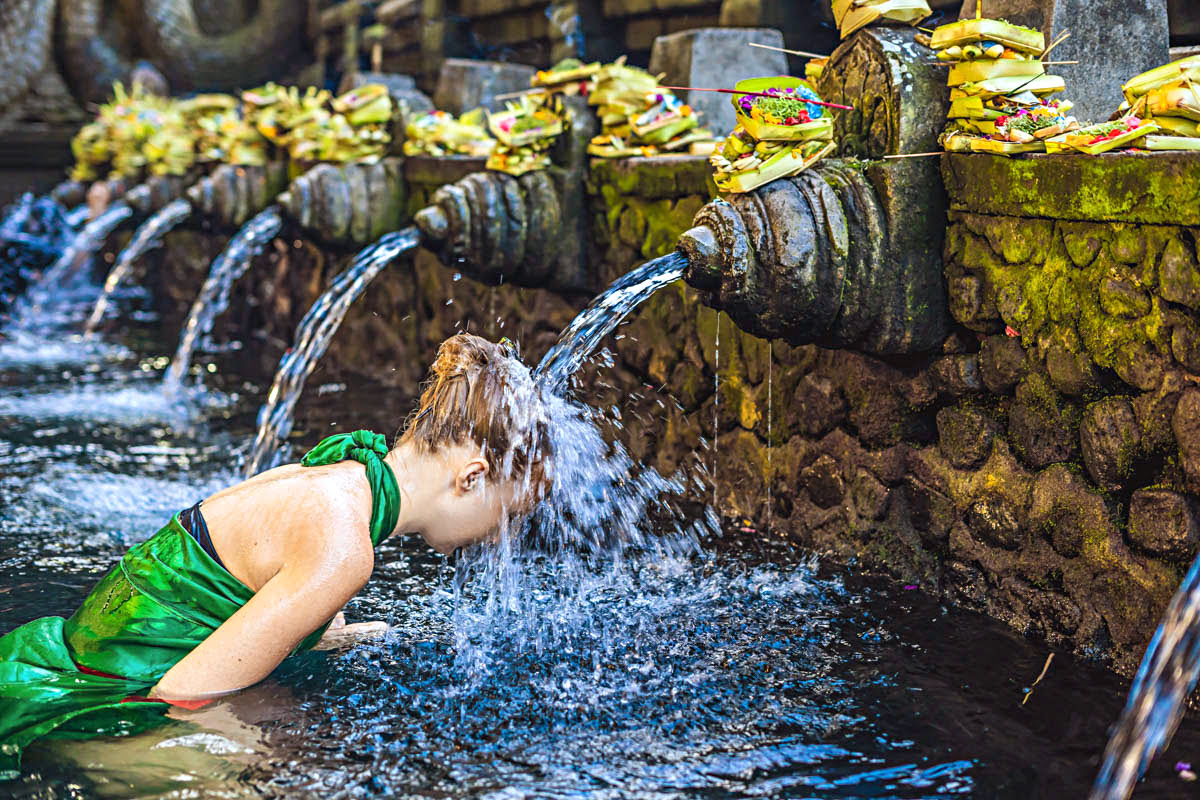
207,463,376,564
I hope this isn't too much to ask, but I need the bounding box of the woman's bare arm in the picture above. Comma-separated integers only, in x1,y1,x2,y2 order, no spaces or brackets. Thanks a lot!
150,500,375,701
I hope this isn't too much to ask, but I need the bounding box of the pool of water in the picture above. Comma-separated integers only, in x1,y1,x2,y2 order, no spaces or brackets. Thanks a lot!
2,276,1200,800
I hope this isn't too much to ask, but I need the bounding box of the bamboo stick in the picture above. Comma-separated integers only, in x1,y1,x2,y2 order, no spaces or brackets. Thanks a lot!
494,87,547,101
927,60,1079,65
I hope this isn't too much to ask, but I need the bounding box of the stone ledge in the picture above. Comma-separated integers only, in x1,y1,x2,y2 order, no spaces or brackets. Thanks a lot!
403,155,489,186
586,155,717,199
942,151,1200,227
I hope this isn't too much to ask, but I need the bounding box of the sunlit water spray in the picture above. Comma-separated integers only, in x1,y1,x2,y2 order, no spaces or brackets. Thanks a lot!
1,194,76,320
424,250,711,683
85,198,192,337
9,201,133,330
244,228,422,476
64,205,90,229
164,205,283,391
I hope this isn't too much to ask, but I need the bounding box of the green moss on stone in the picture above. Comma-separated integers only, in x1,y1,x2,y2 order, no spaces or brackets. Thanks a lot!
949,213,1180,377
943,152,1200,226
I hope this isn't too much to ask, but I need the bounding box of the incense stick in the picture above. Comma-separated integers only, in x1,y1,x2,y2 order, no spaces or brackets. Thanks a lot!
659,85,853,110
884,152,943,158
748,42,828,60
1042,30,1070,59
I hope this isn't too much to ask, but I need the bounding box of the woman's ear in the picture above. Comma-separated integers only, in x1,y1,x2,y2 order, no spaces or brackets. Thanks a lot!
455,458,490,494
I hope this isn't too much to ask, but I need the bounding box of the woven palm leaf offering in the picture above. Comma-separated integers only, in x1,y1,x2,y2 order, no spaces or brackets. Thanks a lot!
709,76,835,194
833,0,931,38
486,92,566,176
1114,56,1200,152
69,83,197,181
586,58,716,158
402,109,496,158
178,94,248,165
932,17,1080,156
284,84,394,165
531,57,603,96
242,83,332,149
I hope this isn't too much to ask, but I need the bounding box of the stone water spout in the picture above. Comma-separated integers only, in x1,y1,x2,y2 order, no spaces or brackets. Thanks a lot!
275,158,406,246
412,95,595,293
413,169,587,292
678,25,951,356
186,162,289,228
678,159,949,355
121,173,194,216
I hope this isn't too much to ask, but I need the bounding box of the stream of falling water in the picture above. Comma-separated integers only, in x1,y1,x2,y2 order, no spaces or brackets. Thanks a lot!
84,199,192,337
533,251,686,393
766,340,773,531
1089,551,1200,799
10,201,133,328
712,310,720,506
244,227,422,476
163,205,283,391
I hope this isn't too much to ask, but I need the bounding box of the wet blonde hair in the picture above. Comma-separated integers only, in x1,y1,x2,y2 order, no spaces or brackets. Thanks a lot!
399,333,551,494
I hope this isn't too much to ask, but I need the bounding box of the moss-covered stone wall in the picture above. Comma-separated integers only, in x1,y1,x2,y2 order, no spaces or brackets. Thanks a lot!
930,152,1200,670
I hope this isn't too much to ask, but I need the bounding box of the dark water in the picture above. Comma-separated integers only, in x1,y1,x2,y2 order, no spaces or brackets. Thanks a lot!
3,268,1200,799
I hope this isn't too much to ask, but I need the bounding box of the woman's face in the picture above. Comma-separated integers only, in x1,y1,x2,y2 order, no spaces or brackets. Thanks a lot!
419,466,529,555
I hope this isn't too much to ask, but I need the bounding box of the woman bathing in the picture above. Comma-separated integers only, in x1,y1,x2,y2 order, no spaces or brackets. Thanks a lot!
0,333,551,778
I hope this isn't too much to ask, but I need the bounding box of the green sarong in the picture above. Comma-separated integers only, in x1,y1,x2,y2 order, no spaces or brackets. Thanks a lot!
0,430,399,779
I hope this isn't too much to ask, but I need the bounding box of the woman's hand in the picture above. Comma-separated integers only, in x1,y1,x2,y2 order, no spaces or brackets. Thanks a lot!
312,619,389,650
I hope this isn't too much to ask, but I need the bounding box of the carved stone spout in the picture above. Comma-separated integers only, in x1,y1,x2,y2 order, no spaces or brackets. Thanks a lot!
414,169,588,292
186,162,289,228
276,158,405,246
124,173,192,215
678,159,949,355
413,94,594,293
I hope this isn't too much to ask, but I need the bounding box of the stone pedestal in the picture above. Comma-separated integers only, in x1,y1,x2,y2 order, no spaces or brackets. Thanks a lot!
433,58,537,115
958,0,1169,123
648,28,788,136
338,70,416,94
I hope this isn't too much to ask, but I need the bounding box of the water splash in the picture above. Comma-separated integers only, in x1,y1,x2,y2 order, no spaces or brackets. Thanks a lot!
244,228,421,476
9,201,133,330
441,251,712,682
533,251,686,394
85,198,192,337
164,205,283,391
1,195,76,319
1089,553,1200,799
0,193,40,239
